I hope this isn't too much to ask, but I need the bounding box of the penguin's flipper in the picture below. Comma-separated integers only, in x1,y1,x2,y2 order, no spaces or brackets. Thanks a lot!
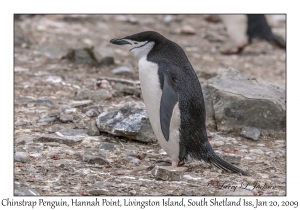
160,72,178,141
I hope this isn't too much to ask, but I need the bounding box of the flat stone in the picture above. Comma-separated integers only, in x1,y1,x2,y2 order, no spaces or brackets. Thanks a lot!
88,189,111,196
82,105,102,113
151,166,187,181
56,128,88,137
36,98,54,105
82,155,109,165
125,156,141,165
250,149,264,155
112,65,134,75
24,143,44,153
15,135,35,145
180,25,196,35
93,47,114,65
96,106,156,143
240,126,261,140
87,121,100,136
217,187,253,196
15,152,30,163
210,140,225,147
38,117,56,123
58,114,73,123
75,89,111,101
203,68,286,134
99,142,115,151
70,100,93,108
34,134,83,146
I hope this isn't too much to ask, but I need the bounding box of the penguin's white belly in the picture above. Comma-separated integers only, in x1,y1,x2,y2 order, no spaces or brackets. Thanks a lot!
138,57,180,162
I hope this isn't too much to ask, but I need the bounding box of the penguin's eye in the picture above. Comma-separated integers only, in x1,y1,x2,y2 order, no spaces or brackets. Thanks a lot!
134,42,138,44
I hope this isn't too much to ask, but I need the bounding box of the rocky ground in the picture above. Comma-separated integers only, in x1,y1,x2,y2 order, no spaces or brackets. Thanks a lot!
14,14,286,196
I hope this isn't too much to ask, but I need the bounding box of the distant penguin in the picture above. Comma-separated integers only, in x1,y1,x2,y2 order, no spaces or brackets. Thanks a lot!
218,14,285,54
110,31,249,175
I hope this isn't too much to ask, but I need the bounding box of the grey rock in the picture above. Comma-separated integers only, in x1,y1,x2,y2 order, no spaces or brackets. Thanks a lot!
15,152,30,163
14,182,39,196
75,89,111,101
87,121,100,136
215,151,241,165
94,181,104,188
88,189,111,196
30,153,43,159
217,187,253,196
24,143,44,153
38,117,56,123
58,114,73,123
151,166,187,181
60,104,72,111
86,109,99,117
98,149,108,158
14,24,31,47
66,48,98,65
15,97,36,105
112,65,134,75
180,25,196,35
15,135,35,145
240,126,261,140
203,68,286,134
45,111,60,118
210,140,225,147
82,105,102,113
82,155,109,165
36,42,67,59
113,83,141,98
34,134,83,146
125,155,141,164
56,128,88,136
96,106,156,143
70,100,93,108
204,30,227,43
99,142,115,150
36,98,54,105
93,47,114,65
250,149,264,155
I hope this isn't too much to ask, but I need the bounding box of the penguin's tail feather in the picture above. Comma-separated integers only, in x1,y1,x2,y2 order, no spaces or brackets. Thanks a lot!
208,153,250,176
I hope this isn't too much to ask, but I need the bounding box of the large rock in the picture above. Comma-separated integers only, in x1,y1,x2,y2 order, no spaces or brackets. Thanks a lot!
96,106,156,143
93,47,114,65
203,68,286,134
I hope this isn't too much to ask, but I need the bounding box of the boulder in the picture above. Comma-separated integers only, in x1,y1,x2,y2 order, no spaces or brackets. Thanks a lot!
96,106,156,143
203,68,285,134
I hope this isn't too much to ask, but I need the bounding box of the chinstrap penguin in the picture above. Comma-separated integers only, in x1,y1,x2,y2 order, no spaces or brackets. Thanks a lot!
110,31,249,176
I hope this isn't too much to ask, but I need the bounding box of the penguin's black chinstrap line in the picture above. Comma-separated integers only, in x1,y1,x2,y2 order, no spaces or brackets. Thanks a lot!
129,41,149,51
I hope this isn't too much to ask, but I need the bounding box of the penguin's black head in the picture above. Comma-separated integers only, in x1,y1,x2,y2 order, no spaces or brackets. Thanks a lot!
110,31,165,58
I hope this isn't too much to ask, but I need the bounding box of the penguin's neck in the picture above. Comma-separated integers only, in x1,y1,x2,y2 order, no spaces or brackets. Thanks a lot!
132,42,155,60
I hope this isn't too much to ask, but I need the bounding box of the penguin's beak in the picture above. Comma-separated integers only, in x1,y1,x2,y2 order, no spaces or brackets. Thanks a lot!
110,38,131,45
